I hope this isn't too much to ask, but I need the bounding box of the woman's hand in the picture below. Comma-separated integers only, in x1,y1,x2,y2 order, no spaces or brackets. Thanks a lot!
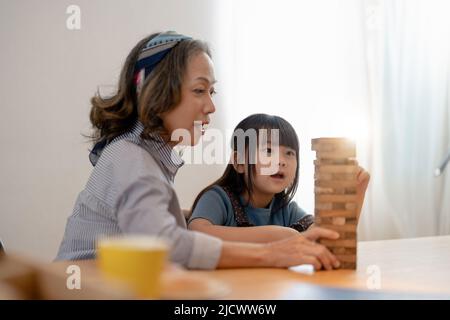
264,234,340,270
301,226,340,242
356,166,370,222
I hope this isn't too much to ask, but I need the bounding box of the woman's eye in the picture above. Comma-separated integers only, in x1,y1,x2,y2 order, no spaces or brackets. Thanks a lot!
210,89,217,96
194,89,205,94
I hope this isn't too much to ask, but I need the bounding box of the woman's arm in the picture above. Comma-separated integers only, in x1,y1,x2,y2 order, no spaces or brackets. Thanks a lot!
188,218,300,243
217,229,341,270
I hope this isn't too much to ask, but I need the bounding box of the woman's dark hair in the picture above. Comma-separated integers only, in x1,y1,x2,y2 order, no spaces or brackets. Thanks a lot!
89,33,211,143
191,113,300,215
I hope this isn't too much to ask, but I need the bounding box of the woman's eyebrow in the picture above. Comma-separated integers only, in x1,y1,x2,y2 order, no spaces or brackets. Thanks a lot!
194,76,217,85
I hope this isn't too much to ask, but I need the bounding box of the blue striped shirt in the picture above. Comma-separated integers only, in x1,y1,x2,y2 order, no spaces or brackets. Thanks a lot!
56,121,222,269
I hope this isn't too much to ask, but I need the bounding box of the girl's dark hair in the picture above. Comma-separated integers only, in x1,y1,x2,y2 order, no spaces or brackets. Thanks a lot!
191,113,300,215
89,33,211,143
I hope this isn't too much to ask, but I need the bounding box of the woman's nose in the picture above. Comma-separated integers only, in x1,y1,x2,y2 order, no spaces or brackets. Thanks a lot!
205,96,216,114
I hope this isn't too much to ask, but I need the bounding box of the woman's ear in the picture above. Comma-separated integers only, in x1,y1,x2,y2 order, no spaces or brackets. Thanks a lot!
231,151,246,174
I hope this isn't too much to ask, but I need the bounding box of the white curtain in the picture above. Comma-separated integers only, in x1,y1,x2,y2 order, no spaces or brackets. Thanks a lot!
360,0,450,239
215,0,450,240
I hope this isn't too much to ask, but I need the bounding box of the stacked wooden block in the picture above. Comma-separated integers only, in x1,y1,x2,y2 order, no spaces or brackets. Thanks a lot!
312,138,358,269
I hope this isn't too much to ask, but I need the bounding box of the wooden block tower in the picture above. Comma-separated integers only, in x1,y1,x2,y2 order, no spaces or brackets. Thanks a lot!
311,138,358,269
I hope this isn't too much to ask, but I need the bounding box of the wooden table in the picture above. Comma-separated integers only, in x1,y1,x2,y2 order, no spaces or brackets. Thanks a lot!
50,235,450,299
191,235,450,299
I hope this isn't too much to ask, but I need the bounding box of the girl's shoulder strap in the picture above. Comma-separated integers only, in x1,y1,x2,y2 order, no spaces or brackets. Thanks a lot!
221,186,254,227
289,215,315,232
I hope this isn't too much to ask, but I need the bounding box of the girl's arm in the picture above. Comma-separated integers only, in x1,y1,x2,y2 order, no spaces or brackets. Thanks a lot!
189,218,299,243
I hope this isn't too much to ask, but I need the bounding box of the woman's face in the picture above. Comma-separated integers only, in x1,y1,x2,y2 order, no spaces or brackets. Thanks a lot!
161,51,216,146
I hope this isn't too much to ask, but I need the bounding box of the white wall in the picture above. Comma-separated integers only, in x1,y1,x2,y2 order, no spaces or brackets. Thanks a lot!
0,0,227,261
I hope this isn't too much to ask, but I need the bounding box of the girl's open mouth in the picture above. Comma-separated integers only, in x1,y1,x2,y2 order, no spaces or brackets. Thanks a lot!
270,173,285,179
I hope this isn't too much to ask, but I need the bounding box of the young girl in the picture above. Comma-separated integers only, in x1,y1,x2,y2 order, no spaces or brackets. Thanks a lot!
189,114,370,246
56,31,342,271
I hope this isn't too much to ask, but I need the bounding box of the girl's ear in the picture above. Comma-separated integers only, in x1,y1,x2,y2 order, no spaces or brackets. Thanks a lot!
232,151,246,174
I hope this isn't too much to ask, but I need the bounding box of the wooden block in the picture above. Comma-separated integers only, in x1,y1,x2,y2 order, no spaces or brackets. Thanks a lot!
314,202,343,210
331,173,357,180
314,202,353,211
344,218,358,225
315,149,356,159
312,137,353,144
332,188,346,195
315,165,358,174
316,187,357,195
314,210,357,218
314,173,333,180
332,217,346,226
318,224,357,232
316,195,358,203
319,239,357,248
334,231,350,239
315,202,333,210
332,247,357,254
340,262,357,269
344,248,357,254
315,179,358,188
314,187,336,194
315,187,356,195
331,247,346,254
311,138,355,150
331,203,346,210
314,159,358,166
344,187,357,194
312,145,355,154
314,172,357,181
335,255,356,263
314,217,335,225
345,203,358,210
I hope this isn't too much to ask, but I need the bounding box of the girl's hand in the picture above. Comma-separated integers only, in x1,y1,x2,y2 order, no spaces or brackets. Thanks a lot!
356,166,370,196
265,234,340,270
356,166,370,222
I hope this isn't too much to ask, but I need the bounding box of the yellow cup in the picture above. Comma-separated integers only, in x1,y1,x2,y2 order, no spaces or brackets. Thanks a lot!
97,235,169,299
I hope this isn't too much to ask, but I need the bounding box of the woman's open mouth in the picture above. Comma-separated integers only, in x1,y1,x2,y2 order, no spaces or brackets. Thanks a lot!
194,121,208,136
198,120,209,135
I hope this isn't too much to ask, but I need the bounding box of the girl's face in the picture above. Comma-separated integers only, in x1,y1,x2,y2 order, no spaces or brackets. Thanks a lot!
160,52,217,146
238,144,298,198
253,144,298,195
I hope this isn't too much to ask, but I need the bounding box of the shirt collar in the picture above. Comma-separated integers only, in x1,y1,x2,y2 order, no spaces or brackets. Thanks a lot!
140,126,185,179
127,122,183,179
89,121,184,179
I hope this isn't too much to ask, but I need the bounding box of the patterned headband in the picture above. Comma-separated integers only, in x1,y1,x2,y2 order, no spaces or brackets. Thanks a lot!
134,31,192,92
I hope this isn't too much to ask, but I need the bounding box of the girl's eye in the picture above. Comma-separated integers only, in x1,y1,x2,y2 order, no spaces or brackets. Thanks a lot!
287,150,296,156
